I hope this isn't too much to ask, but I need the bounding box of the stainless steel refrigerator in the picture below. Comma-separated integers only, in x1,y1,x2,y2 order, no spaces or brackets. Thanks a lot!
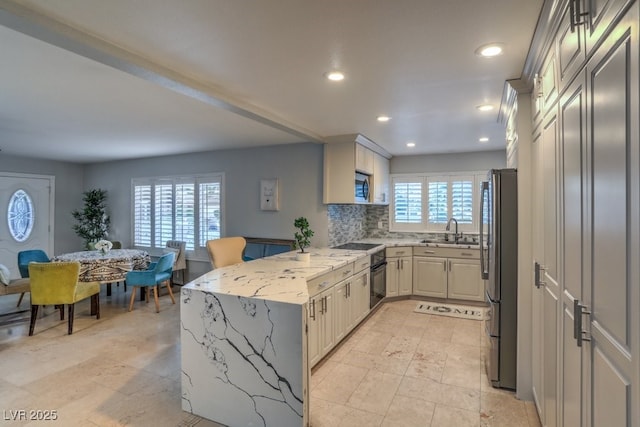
480,168,517,390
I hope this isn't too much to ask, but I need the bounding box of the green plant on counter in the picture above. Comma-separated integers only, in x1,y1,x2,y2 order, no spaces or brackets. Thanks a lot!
293,217,314,253
72,189,110,250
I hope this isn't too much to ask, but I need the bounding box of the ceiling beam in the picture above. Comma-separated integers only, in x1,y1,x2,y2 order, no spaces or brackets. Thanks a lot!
0,0,325,144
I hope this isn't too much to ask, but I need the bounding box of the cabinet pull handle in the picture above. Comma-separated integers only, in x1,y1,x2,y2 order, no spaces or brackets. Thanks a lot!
449,260,451,271
397,259,400,269
570,0,588,33
573,299,591,347
400,259,404,269
443,261,447,271
425,250,435,254
310,299,316,320
319,281,330,289
460,252,473,256
322,296,327,313
347,282,351,298
534,262,547,288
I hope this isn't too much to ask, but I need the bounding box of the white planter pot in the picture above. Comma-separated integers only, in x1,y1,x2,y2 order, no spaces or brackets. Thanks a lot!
296,252,310,262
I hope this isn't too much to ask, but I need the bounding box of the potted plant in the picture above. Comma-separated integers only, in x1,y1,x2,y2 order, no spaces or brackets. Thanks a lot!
293,216,314,262
72,189,110,250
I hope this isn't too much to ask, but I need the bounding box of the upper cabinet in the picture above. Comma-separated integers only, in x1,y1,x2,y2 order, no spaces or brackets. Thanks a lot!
323,134,392,205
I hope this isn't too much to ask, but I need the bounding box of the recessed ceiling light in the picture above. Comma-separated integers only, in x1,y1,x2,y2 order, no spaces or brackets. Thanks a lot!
476,104,494,112
479,137,489,143
406,142,416,148
325,71,345,81
377,115,391,122
476,43,504,58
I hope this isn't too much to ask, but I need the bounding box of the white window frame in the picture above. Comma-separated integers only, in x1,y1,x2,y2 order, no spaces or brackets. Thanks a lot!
132,173,224,260
390,171,486,233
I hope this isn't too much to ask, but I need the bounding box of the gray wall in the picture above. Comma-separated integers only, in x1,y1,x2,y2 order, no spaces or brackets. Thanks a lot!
390,149,506,174
0,154,85,254
83,142,328,257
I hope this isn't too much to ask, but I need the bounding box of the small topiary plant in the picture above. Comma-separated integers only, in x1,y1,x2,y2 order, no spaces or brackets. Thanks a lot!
293,217,314,253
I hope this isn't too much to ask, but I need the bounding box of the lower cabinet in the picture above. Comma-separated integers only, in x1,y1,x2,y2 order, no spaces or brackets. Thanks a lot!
412,247,484,302
447,258,484,301
386,247,413,297
413,256,447,298
308,260,370,368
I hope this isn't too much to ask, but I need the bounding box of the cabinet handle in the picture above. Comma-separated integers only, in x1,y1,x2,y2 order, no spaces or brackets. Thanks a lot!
443,261,447,271
310,299,316,320
449,260,451,271
347,282,351,298
570,0,588,33
400,259,404,269
534,261,546,288
573,299,591,347
319,281,330,289
460,252,473,257
397,259,400,269
396,251,405,255
424,250,435,254
342,269,352,277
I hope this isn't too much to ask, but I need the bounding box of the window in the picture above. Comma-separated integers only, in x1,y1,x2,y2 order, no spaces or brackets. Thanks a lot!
132,174,223,257
7,189,34,242
391,172,485,232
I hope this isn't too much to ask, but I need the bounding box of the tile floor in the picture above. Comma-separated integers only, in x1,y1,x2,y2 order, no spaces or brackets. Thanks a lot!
0,288,540,426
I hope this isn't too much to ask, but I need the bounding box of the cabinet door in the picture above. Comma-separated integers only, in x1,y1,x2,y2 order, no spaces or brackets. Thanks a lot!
352,269,370,325
557,1,586,90
372,152,389,204
320,287,335,357
398,257,413,296
412,256,447,298
308,296,321,367
386,258,399,297
355,143,374,174
334,280,349,343
447,258,484,301
584,6,639,425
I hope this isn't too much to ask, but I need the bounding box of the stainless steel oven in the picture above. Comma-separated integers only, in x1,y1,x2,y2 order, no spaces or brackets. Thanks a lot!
370,249,386,308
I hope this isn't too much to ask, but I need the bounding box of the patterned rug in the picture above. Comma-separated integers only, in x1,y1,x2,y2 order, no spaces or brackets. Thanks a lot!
414,302,488,321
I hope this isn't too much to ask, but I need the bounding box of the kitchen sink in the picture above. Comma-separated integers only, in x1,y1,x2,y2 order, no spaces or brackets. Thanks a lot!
421,239,479,246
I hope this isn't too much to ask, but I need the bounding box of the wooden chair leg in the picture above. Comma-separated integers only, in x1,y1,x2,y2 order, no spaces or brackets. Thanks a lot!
58,304,64,320
68,303,75,335
165,280,176,304
16,292,25,307
92,294,100,319
29,305,39,336
128,287,137,311
145,287,150,303
153,286,160,313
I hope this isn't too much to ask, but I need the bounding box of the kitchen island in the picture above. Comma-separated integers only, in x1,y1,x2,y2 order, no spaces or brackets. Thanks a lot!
180,247,376,427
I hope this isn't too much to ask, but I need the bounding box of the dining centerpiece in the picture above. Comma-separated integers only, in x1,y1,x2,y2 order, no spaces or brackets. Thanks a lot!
293,216,313,262
94,239,113,254
72,188,111,250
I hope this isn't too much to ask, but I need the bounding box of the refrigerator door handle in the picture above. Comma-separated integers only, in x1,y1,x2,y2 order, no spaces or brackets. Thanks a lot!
480,181,489,280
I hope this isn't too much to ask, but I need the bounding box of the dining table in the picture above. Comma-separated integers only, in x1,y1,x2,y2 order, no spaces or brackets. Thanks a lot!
52,249,150,297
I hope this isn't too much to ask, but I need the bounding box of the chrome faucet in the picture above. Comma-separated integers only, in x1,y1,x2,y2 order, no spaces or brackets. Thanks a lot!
446,217,459,243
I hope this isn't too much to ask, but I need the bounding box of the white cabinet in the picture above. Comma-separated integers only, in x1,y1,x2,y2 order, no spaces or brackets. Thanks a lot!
307,257,371,368
447,258,484,301
413,256,447,298
372,152,389,204
355,143,374,174
412,247,483,302
323,134,391,204
386,247,412,297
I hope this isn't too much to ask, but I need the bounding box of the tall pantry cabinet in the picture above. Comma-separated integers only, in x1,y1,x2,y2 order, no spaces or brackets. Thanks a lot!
521,1,640,426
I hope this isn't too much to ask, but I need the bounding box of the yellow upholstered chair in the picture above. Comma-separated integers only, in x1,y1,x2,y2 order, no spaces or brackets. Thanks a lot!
28,262,100,336
206,237,247,269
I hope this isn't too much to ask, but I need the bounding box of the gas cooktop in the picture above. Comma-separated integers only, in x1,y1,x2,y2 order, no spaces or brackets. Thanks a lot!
331,242,381,251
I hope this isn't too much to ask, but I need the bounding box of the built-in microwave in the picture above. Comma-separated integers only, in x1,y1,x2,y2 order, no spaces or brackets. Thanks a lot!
355,172,370,203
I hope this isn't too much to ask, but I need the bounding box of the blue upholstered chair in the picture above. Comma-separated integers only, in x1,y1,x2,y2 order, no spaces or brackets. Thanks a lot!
16,249,50,307
125,252,176,313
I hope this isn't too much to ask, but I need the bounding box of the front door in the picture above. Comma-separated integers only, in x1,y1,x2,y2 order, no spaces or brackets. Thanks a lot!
0,173,54,278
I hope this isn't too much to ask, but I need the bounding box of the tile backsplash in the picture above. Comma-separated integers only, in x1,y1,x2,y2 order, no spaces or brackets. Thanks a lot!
328,204,433,246
328,204,478,246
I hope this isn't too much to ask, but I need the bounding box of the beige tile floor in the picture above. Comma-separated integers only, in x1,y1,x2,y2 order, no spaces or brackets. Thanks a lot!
0,289,540,427
309,299,542,427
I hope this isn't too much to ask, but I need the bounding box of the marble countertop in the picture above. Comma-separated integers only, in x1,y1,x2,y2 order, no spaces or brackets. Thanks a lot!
183,247,373,305
183,240,480,305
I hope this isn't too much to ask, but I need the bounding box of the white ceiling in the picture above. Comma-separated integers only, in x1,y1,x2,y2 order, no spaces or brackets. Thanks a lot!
0,0,543,164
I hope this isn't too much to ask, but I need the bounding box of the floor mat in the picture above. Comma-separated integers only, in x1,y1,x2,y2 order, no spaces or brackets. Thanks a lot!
414,302,488,320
